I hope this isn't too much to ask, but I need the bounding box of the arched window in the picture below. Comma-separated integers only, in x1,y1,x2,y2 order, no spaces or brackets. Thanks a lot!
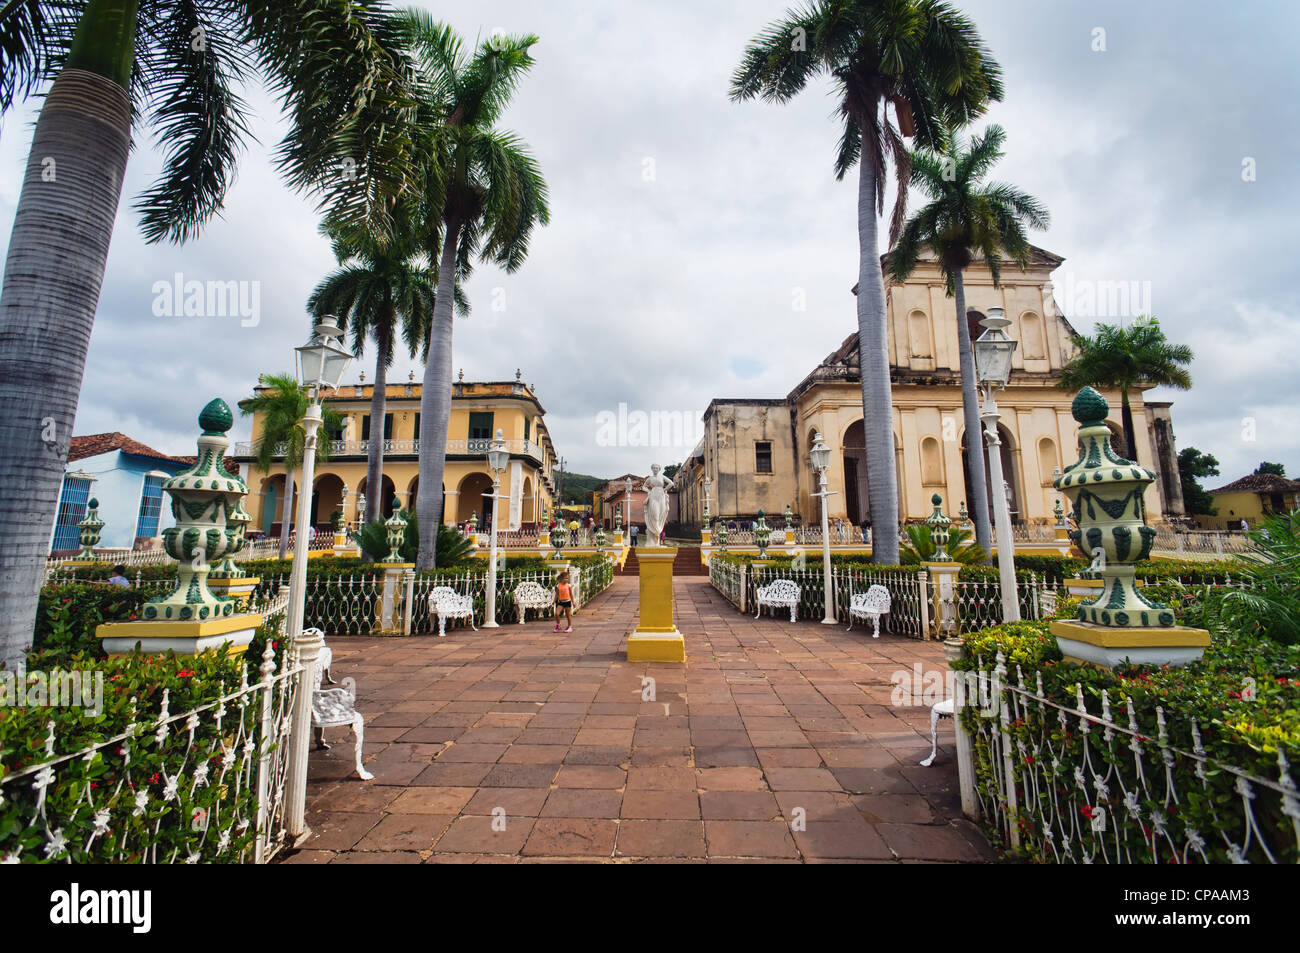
920,436,944,485
1037,437,1059,486
908,309,932,358
1021,311,1045,360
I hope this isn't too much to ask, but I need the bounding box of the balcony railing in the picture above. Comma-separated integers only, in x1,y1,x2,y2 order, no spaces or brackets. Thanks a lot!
234,437,546,465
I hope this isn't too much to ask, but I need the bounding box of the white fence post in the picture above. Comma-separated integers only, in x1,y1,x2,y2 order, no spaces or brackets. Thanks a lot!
946,640,980,821
253,639,278,864
402,569,416,635
285,625,324,842
917,570,930,637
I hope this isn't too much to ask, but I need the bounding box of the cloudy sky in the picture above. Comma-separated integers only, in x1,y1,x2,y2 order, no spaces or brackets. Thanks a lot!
1,0,1295,488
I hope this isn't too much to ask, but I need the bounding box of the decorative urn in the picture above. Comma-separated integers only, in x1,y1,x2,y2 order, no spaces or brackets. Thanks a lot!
754,510,771,557
715,518,727,551
143,399,247,621
925,493,952,562
1049,387,1209,666
210,494,251,579
382,500,408,563
75,498,106,559
549,520,566,557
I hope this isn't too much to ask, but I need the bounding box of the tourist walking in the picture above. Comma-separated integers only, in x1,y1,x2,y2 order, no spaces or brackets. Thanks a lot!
554,571,574,632
630,524,639,548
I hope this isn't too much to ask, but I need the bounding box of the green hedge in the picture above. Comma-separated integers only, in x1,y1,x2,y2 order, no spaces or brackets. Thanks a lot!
951,597,1300,863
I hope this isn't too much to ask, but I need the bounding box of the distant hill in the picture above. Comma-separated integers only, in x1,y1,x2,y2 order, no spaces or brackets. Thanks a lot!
556,471,608,505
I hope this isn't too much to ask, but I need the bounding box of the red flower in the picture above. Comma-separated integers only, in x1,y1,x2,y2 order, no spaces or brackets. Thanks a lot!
1081,805,1094,819
148,773,160,784
177,670,195,678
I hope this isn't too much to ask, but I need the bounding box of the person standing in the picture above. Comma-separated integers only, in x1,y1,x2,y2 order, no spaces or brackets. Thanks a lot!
108,565,130,588
630,524,639,548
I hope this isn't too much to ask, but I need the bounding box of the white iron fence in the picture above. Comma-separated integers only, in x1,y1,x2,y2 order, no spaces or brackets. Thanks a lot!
0,623,302,864
709,561,1058,638
953,655,1300,863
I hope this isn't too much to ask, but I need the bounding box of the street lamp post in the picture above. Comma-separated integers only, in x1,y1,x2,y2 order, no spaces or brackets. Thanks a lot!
809,432,836,625
483,428,510,629
973,307,1021,623
702,475,712,527
286,318,352,835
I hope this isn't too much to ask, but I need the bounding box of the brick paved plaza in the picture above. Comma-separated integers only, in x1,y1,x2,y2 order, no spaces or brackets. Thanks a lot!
285,576,996,863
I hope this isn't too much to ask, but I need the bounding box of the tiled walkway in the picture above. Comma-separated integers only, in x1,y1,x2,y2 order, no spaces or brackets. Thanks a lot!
283,577,995,863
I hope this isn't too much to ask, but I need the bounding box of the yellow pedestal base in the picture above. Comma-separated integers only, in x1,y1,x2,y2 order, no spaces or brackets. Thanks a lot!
97,612,263,657
207,575,261,609
1050,619,1210,668
627,547,684,662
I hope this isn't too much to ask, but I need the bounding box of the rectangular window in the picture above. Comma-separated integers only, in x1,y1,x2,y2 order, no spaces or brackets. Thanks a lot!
755,441,773,474
469,412,494,444
325,417,345,441
135,474,166,538
361,414,370,441
414,413,421,439
524,417,531,442
52,477,93,551
383,413,393,440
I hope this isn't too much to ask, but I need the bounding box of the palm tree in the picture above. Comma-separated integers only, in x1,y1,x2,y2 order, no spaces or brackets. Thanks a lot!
238,373,343,559
394,14,550,570
1058,315,1193,461
0,1,415,666
730,0,1003,564
308,221,465,527
886,125,1049,558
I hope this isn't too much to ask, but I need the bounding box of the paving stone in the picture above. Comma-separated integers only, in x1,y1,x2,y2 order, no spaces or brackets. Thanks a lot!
700,790,781,821
435,815,534,854
620,789,701,819
555,765,627,788
616,820,706,858
793,818,893,859
541,789,624,818
704,820,799,859
522,818,618,857
388,787,476,815
355,813,453,852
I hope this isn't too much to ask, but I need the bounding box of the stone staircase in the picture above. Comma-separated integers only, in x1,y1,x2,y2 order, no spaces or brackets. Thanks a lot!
616,545,708,576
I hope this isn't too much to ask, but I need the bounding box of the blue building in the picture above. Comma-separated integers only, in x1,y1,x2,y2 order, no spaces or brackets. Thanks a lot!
50,433,194,554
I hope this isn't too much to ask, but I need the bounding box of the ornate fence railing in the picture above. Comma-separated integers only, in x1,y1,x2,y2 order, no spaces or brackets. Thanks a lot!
954,656,1300,863
0,641,302,865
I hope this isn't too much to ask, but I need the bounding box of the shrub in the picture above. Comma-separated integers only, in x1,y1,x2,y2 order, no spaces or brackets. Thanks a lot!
951,593,1300,863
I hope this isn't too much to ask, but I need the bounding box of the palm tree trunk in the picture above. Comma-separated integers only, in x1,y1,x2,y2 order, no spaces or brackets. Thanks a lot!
952,269,993,560
856,131,900,565
278,469,296,560
416,220,461,571
0,1,138,668
365,341,389,525
1119,388,1137,462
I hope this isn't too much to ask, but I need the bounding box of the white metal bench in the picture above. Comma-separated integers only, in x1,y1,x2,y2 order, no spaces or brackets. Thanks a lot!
514,580,554,624
755,578,801,622
847,585,891,637
308,628,373,780
427,585,476,638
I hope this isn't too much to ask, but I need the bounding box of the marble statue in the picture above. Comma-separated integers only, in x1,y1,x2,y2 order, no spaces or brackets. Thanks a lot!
643,464,671,545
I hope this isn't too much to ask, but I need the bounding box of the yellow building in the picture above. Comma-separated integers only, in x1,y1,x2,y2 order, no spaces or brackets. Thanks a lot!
234,372,559,534
1203,472,1300,531
676,246,1185,530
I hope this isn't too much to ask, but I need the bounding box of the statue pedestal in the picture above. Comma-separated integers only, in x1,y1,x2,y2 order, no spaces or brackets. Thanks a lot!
97,613,263,657
208,575,260,610
1050,619,1210,668
627,547,684,663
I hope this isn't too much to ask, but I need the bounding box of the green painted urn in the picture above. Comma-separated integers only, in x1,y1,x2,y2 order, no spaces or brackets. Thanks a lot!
925,493,952,562
1053,387,1171,628
754,510,771,557
715,518,727,551
144,399,247,621
595,524,607,550
75,498,105,559
382,499,408,563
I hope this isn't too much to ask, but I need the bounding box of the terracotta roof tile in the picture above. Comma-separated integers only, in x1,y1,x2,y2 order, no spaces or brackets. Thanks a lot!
69,432,240,474
1210,472,1300,494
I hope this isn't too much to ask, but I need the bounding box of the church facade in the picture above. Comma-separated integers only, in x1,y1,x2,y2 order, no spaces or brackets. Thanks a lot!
674,247,1185,531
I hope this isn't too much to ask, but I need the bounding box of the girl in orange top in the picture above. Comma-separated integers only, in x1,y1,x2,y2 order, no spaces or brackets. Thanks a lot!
554,572,573,632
